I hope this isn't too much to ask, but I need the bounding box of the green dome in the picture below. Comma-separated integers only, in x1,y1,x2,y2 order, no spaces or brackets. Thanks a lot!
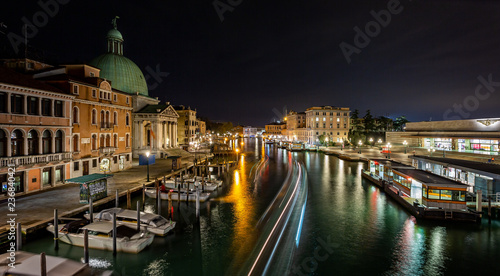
90,53,148,96
107,29,123,40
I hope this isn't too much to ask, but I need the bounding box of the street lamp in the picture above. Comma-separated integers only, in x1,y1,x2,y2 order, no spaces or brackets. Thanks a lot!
358,140,362,154
340,138,343,151
387,143,392,159
325,137,329,147
369,138,373,146
378,139,382,148
428,146,435,157
145,151,150,182
403,140,408,154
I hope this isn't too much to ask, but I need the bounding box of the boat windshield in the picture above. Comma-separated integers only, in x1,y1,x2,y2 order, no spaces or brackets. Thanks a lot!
61,219,89,234
151,217,168,227
113,225,140,238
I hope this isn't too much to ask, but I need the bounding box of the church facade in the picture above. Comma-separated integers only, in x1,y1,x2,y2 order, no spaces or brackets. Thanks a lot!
89,18,179,158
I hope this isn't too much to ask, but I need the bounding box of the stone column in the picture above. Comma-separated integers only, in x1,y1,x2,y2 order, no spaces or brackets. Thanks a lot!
51,166,56,187
23,95,27,115
51,132,56,153
6,133,12,157
168,122,172,148
7,92,11,114
38,133,43,155
51,99,54,116
174,123,177,147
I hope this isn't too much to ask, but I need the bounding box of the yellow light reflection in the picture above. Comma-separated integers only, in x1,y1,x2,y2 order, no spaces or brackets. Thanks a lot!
219,154,256,262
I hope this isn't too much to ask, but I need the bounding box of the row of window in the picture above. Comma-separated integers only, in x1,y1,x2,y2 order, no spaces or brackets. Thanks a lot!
0,93,65,117
73,84,130,104
313,112,348,116
78,108,130,126
0,129,64,157
310,123,348,129
78,133,130,151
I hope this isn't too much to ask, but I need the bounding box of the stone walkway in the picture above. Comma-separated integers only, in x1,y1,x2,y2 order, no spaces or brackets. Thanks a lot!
0,153,210,230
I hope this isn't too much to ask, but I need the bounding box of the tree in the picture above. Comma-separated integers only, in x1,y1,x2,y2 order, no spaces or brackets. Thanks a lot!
363,109,375,133
393,116,409,131
377,116,393,131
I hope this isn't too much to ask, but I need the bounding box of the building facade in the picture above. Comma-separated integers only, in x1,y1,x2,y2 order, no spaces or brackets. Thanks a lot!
0,66,73,195
286,111,306,142
265,122,286,138
386,118,500,155
175,106,197,146
305,106,350,145
88,19,178,158
34,64,134,176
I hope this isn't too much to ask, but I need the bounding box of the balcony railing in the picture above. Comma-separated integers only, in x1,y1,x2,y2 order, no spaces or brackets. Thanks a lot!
99,147,117,155
100,123,115,130
0,152,72,167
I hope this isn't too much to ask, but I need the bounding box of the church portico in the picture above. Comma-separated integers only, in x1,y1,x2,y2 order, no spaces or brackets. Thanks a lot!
132,104,179,158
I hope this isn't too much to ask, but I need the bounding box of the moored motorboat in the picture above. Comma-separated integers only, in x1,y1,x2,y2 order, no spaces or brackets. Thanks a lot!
145,187,210,202
163,180,218,192
46,220,154,254
84,208,175,236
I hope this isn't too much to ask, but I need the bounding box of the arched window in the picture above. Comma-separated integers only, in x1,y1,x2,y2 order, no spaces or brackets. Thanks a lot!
126,113,130,126
106,134,111,147
92,109,97,125
126,134,130,147
72,106,79,124
113,134,118,147
92,134,97,150
0,129,7,157
100,135,104,148
106,111,110,126
11,130,24,156
73,134,79,152
55,130,63,153
100,110,105,127
28,130,38,155
42,130,52,154
113,111,118,126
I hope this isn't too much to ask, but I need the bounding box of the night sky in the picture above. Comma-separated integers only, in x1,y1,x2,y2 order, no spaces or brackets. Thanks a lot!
1,0,500,126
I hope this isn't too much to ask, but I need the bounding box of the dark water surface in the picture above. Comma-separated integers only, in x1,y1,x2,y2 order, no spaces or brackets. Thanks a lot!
22,139,500,275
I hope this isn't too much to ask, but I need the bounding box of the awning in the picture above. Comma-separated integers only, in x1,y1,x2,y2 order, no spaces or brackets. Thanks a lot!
65,173,113,184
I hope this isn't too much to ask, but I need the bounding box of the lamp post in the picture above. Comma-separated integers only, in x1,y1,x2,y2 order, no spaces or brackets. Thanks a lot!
369,138,373,147
146,151,150,182
428,146,435,157
358,140,362,154
403,140,408,154
387,143,392,159
325,137,329,148
340,138,343,151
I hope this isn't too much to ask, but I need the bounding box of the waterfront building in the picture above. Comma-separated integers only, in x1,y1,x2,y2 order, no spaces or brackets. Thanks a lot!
197,119,206,136
243,126,257,137
175,106,197,147
305,106,350,145
34,64,133,175
264,122,286,139
411,155,500,194
285,111,307,142
0,66,73,195
88,19,179,158
386,117,500,156
366,159,469,211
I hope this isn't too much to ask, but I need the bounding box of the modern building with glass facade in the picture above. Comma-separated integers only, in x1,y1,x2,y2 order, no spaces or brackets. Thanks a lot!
386,117,500,156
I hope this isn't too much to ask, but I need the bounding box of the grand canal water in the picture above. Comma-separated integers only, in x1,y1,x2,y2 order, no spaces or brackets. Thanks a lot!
22,138,500,275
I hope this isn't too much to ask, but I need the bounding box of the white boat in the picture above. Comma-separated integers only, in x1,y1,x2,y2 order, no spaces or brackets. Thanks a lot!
84,208,176,236
163,180,218,191
46,220,154,254
145,187,210,202
175,176,223,187
0,251,112,276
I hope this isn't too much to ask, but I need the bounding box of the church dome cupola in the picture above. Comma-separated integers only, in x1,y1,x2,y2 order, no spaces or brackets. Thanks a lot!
107,16,124,55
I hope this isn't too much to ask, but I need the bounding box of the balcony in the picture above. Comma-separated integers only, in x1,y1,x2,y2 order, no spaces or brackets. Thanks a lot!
99,147,117,155
100,123,115,131
0,152,72,167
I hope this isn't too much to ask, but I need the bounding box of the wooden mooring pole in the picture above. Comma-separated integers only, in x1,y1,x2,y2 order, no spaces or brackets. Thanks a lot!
54,209,58,250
